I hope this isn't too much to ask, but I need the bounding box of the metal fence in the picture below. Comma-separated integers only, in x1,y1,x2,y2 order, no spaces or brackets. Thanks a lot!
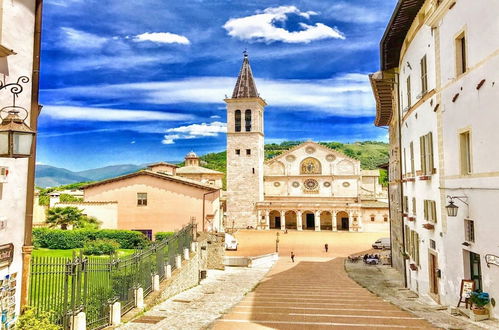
28,223,195,329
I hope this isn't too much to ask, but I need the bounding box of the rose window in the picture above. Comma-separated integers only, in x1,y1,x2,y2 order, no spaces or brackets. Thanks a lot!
303,179,319,191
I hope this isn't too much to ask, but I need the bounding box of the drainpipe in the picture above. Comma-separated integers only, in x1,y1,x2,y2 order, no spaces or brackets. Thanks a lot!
202,189,219,232
20,0,43,310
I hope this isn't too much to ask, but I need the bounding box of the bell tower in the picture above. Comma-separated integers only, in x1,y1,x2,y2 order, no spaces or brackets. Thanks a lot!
225,52,266,229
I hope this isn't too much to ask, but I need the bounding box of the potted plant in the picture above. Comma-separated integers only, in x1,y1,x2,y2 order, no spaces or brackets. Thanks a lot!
469,291,490,315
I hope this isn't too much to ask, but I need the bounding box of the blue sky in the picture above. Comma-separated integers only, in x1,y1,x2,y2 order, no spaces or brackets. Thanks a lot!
37,0,396,171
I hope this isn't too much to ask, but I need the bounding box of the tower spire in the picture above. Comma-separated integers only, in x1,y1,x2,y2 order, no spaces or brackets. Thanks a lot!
231,51,259,99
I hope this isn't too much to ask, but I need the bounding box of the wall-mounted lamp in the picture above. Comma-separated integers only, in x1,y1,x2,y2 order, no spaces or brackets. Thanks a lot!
445,195,469,217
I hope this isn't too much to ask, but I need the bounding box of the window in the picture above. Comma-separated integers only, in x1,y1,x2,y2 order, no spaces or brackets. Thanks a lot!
235,149,240,155
371,215,375,222
133,229,152,240
404,225,410,253
465,219,475,242
235,110,241,132
246,149,251,155
410,141,415,175
403,148,407,174
424,200,437,223
430,239,436,250
137,193,147,206
245,110,252,132
420,55,428,94
419,132,434,175
412,197,416,215
383,216,388,222
411,231,420,266
460,131,472,174
456,32,467,75
406,76,412,108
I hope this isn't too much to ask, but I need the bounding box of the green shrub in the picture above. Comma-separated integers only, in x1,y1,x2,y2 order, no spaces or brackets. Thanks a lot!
33,228,148,249
16,307,61,330
155,232,174,241
83,239,120,255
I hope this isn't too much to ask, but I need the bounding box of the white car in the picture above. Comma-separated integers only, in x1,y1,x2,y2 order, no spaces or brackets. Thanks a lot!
225,233,238,251
372,237,391,250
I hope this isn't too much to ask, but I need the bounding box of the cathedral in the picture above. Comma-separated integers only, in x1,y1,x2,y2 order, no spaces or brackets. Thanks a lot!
225,53,389,232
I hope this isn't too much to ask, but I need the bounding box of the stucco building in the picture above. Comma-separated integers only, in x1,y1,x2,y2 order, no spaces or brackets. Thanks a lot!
0,0,42,323
371,0,499,317
226,53,389,232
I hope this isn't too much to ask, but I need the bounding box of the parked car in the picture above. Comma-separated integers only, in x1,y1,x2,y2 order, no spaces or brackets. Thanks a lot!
225,233,238,251
372,237,391,250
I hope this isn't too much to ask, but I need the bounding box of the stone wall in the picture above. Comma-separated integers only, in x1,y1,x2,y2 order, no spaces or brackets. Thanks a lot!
159,249,201,301
206,233,225,270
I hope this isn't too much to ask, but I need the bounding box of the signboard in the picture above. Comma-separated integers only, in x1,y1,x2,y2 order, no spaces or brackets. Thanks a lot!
0,244,14,270
457,279,475,307
485,254,499,268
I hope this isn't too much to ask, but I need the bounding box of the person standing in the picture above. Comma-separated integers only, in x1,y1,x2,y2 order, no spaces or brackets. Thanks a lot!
291,251,295,262
324,243,329,253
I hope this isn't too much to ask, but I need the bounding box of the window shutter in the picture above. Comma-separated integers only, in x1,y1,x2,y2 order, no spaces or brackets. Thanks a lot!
432,201,437,223
415,232,420,265
426,132,434,175
420,136,426,174
424,200,428,220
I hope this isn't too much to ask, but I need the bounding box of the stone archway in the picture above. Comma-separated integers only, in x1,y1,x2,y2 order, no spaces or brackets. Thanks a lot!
269,210,281,229
302,211,315,230
336,211,349,231
285,211,297,229
320,211,333,230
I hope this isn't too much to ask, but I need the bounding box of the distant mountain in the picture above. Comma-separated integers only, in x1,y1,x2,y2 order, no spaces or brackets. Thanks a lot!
35,164,144,188
35,165,91,188
76,164,144,181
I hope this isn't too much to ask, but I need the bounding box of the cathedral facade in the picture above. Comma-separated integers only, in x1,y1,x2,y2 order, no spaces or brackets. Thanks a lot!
225,54,389,232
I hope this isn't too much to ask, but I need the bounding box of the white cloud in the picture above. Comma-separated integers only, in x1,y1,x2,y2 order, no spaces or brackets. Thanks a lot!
223,6,344,43
42,105,194,122
210,115,221,119
60,27,108,49
134,32,190,45
162,121,226,144
41,73,374,117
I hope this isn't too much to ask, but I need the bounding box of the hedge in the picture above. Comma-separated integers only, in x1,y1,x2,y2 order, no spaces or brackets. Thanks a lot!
33,228,149,250
155,232,174,241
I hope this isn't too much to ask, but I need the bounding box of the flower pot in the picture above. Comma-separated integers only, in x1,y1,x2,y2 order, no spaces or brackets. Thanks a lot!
472,307,488,315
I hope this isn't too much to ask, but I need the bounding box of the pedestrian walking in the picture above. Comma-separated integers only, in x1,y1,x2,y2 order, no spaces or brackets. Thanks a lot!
324,243,329,253
291,251,295,262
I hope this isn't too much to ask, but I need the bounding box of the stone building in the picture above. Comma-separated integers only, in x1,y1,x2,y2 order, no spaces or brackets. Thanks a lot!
226,53,389,232
176,152,224,189
0,0,42,322
371,0,499,317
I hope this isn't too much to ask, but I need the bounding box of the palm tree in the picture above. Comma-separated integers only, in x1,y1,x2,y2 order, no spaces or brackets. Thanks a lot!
46,206,100,230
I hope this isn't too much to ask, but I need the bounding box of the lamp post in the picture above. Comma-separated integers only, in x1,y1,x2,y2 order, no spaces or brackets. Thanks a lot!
0,76,36,158
275,232,280,253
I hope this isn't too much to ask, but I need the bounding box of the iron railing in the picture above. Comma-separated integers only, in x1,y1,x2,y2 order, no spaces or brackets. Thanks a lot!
28,223,195,329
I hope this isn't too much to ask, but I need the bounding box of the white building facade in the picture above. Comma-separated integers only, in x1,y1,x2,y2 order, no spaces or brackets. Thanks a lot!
0,0,41,325
372,0,499,318
226,54,389,232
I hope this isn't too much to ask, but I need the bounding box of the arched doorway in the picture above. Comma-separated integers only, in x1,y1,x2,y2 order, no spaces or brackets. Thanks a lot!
302,211,315,230
285,211,297,229
320,211,332,230
269,210,281,229
336,211,349,231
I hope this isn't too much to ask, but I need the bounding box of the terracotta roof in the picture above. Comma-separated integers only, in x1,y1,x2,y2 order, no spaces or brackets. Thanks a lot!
380,0,425,71
147,162,179,168
83,170,218,191
176,166,224,175
231,52,259,99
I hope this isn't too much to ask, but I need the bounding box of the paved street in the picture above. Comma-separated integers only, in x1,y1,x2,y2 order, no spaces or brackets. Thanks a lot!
211,257,436,329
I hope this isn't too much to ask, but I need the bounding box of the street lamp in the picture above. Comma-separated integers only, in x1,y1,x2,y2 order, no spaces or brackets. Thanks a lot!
445,195,468,217
0,76,36,158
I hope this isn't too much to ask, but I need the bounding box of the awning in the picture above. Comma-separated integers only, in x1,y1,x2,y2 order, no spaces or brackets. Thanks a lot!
369,71,395,127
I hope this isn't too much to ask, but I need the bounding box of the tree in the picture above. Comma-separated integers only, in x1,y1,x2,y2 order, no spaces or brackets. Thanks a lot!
46,206,100,230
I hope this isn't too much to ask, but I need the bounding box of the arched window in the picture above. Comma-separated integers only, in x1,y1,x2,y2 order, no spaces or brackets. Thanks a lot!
245,109,252,132
300,157,322,174
235,110,241,132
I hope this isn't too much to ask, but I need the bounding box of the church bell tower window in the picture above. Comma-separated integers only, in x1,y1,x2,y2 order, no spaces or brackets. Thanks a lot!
245,110,252,132
235,110,241,132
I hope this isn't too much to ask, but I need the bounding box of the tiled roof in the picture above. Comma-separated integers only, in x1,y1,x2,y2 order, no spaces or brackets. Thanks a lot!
176,166,224,175
231,52,259,98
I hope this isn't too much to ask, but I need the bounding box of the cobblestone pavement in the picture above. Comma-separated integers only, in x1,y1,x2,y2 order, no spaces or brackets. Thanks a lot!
212,257,436,330
117,260,274,330
346,260,499,329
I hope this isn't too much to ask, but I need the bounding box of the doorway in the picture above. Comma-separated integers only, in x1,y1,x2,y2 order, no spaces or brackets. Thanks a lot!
429,252,439,296
341,218,349,230
275,216,281,228
470,252,482,291
306,213,315,229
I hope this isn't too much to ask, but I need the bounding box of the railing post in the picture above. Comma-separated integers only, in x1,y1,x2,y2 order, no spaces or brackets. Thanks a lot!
175,255,182,269
110,301,121,326
152,274,160,291
134,287,144,309
165,264,172,279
